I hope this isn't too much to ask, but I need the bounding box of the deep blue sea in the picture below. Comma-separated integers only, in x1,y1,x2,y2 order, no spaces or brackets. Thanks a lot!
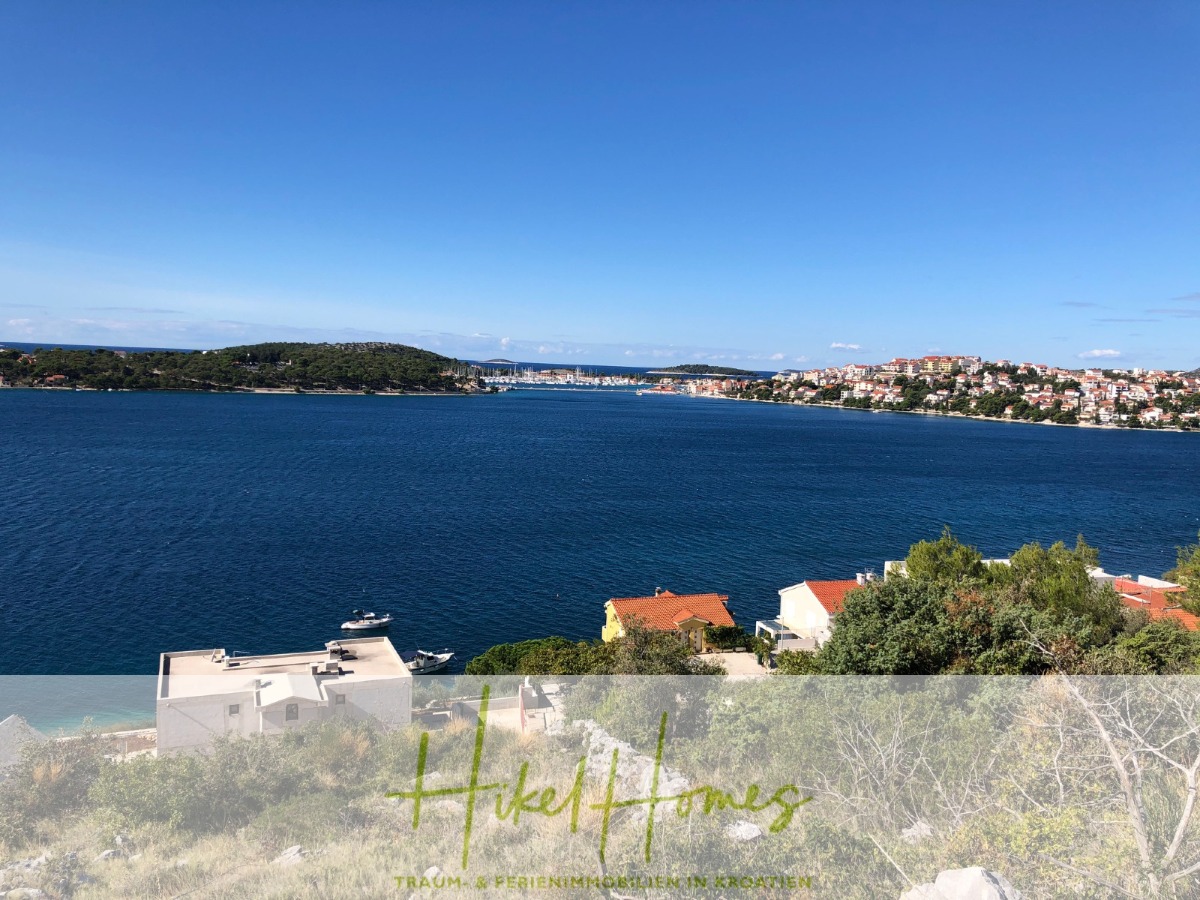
2,388,1199,677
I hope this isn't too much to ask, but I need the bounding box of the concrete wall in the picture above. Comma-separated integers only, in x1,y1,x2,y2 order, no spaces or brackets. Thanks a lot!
158,678,411,754
157,690,256,753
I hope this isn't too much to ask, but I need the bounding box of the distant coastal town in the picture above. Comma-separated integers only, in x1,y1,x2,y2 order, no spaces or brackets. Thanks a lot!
645,354,1198,430
481,352,1200,430
4,342,1199,430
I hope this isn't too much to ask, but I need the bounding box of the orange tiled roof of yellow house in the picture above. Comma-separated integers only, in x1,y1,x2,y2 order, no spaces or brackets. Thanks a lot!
602,588,735,652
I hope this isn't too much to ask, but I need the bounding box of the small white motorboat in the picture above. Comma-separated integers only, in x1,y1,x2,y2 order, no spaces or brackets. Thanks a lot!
401,649,454,674
341,609,394,630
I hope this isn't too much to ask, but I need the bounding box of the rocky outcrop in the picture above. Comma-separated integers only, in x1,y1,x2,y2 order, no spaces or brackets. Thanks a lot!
576,720,690,793
272,846,306,866
0,715,47,776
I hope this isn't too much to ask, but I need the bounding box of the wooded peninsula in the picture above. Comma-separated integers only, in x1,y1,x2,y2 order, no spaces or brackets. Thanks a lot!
0,342,484,394
656,363,760,376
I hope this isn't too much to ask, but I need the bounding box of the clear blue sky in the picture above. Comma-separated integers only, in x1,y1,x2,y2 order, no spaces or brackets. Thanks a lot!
2,2,1198,369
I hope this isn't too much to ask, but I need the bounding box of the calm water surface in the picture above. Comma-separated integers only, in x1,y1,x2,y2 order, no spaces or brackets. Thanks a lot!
2,389,1198,675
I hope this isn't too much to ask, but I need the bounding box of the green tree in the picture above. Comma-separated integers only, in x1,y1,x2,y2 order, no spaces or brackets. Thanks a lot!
818,578,961,674
1006,537,1121,643
904,526,984,584
600,622,725,675
1164,531,1200,614
773,648,821,674
1100,620,1200,674
464,636,580,675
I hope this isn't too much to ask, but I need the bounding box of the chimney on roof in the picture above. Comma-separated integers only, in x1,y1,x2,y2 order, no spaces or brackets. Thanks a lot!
654,586,663,596
856,573,866,585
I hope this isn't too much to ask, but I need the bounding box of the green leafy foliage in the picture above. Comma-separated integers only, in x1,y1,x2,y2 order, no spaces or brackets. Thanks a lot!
818,578,961,674
1165,532,1200,614
702,624,750,650
0,725,109,847
658,364,759,376
464,626,725,676
904,526,985,583
463,637,585,675
780,532,1191,676
0,342,477,393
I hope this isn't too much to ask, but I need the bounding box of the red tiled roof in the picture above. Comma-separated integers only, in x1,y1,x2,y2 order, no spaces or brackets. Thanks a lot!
1114,578,1198,631
608,591,734,632
805,580,862,616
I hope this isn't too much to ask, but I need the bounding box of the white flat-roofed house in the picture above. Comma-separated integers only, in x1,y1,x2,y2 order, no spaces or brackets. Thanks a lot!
156,637,412,754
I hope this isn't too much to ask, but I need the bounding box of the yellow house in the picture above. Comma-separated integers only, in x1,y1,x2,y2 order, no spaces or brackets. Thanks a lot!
602,589,735,652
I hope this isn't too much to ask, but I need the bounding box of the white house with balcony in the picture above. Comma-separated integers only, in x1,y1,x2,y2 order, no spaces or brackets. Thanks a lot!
156,636,412,754
756,576,869,649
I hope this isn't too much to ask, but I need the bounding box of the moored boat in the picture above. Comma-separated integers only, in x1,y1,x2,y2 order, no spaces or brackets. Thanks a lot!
341,609,393,630
401,648,454,674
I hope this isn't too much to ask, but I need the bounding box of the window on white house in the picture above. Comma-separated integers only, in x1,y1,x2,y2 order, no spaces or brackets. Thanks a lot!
285,703,299,721
334,694,346,705
228,704,239,716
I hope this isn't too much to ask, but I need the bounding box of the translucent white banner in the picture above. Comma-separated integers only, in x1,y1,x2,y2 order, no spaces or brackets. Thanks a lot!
2,675,1198,898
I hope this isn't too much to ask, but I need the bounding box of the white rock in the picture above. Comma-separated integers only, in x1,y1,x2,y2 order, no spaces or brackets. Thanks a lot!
638,764,689,797
900,867,1022,900
272,845,305,866
423,866,442,879
901,820,934,844
93,849,120,863
725,820,763,842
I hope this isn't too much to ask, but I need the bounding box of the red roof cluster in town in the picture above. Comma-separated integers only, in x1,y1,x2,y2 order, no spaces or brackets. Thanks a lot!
1114,578,1198,631
804,580,863,615
608,590,734,632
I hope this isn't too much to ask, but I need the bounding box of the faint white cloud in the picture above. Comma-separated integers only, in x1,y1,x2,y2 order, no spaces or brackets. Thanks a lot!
1,310,796,367
768,352,785,361
793,356,809,363
1077,348,1122,359
830,341,862,351
1148,308,1200,318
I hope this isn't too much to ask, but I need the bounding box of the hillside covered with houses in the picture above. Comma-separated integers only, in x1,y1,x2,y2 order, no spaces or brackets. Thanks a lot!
728,354,1200,429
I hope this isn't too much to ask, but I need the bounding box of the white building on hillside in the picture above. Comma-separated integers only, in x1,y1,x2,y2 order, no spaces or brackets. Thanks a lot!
756,577,866,648
156,637,412,754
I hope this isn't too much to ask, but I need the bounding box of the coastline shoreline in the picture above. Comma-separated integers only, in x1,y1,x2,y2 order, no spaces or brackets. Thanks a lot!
713,393,1195,434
